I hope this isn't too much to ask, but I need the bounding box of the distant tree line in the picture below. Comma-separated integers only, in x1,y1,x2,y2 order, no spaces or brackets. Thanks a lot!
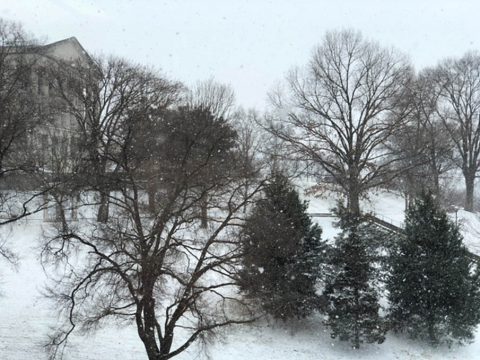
267,29,480,213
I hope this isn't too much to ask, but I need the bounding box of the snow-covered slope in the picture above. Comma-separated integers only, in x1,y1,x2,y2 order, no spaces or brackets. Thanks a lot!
305,188,480,256
455,209,480,256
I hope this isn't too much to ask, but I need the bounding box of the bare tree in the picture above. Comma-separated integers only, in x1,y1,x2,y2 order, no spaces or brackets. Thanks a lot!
184,78,236,227
0,19,45,175
390,70,454,207
48,56,181,222
415,71,456,198
185,77,235,119
267,30,412,214
0,19,54,263
42,105,261,360
231,108,265,211
432,52,480,211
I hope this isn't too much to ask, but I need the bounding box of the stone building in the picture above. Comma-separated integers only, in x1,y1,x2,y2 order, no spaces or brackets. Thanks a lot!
3,37,93,220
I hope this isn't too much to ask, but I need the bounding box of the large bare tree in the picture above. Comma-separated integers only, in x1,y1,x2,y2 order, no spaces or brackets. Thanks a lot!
268,30,412,214
42,105,261,360
432,52,480,211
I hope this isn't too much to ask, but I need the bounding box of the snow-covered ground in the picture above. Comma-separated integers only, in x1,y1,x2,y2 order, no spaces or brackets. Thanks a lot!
305,189,410,244
305,187,480,256
1,190,480,359
208,317,480,360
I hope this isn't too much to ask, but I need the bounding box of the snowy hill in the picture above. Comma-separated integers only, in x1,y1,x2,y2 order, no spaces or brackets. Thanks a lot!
456,210,480,256
306,188,480,257
1,189,480,359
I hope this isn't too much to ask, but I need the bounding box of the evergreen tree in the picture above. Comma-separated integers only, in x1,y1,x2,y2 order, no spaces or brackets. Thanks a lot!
239,173,324,320
324,206,386,349
387,192,480,345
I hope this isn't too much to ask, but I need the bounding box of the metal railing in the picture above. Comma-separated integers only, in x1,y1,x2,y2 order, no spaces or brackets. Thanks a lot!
309,211,480,264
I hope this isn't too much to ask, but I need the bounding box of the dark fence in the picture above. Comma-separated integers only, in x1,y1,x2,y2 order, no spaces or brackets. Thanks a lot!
309,212,480,264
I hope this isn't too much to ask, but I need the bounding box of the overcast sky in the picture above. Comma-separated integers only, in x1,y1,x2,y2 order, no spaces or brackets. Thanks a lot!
1,0,479,110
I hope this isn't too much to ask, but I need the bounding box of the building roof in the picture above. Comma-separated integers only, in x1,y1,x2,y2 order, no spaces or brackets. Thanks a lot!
39,37,94,66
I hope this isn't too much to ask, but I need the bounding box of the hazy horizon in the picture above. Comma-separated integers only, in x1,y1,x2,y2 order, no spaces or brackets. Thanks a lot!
2,0,479,110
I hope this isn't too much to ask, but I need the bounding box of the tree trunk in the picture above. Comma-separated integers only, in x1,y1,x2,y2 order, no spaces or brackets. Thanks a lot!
465,174,475,212
243,181,250,214
353,288,360,349
55,194,65,223
200,191,208,228
347,166,361,216
148,183,156,214
138,287,162,360
97,191,109,223
348,187,361,216
159,332,174,360
432,169,441,200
